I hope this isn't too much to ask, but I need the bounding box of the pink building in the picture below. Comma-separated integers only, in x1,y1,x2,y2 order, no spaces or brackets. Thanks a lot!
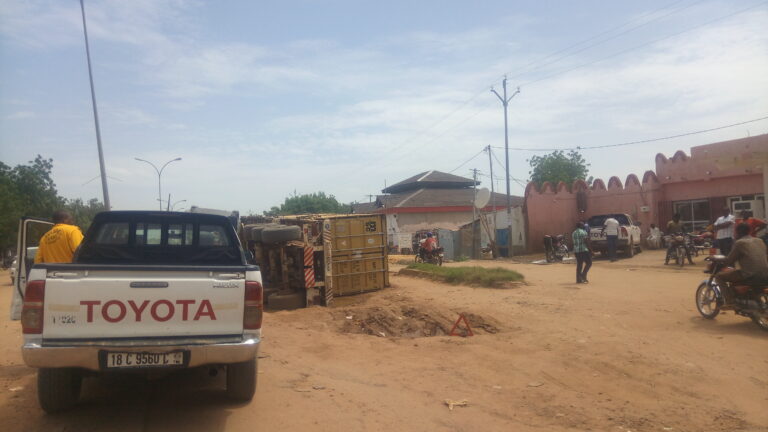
525,134,768,252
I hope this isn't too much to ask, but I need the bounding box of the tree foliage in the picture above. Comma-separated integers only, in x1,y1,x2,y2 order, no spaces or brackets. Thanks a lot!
528,150,590,188
265,192,349,216
0,156,104,256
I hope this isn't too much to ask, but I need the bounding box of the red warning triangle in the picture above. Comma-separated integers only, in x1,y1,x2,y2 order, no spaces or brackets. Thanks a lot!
449,313,474,337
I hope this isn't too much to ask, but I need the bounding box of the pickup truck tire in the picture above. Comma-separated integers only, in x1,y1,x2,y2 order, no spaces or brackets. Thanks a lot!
268,291,305,310
261,226,302,244
226,358,257,401
38,368,81,413
624,238,635,258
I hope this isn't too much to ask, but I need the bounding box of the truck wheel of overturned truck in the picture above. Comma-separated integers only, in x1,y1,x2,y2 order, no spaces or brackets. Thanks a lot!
268,292,305,310
249,224,279,242
226,358,257,401
38,368,82,413
261,225,302,244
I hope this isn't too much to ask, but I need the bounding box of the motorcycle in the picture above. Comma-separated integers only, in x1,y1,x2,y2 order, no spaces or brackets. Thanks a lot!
415,246,444,266
696,256,768,331
664,233,694,267
544,234,569,263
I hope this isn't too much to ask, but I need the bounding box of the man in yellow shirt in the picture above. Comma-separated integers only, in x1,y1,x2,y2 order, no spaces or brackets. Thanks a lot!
34,211,84,263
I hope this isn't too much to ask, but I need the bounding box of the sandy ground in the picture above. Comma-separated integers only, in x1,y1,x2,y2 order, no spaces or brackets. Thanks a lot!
0,250,766,432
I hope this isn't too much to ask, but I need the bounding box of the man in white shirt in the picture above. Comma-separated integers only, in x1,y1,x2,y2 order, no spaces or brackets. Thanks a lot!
602,216,620,262
714,207,735,255
647,223,662,249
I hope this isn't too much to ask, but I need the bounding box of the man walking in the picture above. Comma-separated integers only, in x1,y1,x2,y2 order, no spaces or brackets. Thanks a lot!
602,215,619,262
572,221,592,283
34,210,84,264
714,207,735,256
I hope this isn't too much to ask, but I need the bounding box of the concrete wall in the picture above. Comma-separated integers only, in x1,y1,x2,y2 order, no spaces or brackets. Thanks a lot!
525,174,661,252
524,134,768,252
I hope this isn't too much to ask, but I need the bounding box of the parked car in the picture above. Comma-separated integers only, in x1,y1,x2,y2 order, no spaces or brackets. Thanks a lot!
11,211,263,413
587,213,642,258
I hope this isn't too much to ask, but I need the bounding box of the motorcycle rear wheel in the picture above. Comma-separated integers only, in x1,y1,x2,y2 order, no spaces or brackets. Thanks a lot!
695,282,721,319
751,293,768,331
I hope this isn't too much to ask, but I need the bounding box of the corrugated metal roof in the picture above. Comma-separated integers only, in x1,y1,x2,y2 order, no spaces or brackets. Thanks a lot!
382,170,478,193
378,188,522,209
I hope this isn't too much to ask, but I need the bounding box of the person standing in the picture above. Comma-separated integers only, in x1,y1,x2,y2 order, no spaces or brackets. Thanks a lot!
602,216,619,262
714,207,735,256
34,210,84,264
572,222,592,283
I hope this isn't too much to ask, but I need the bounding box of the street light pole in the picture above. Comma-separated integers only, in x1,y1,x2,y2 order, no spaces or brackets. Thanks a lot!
491,77,520,257
79,0,110,210
171,200,187,211
134,157,182,210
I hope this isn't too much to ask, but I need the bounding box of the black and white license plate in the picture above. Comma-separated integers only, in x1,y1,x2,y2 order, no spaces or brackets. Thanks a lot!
101,351,187,369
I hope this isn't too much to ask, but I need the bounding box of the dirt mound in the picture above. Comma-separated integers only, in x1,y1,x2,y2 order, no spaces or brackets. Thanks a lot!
336,304,500,338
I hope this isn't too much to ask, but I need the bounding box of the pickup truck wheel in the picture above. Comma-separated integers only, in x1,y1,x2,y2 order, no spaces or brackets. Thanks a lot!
268,292,305,310
261,226,302,244
226,358,257,401
38,368,81,413
624,238,634,258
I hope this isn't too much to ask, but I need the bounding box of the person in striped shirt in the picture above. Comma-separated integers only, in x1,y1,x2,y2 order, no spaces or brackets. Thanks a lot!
572,221,592,284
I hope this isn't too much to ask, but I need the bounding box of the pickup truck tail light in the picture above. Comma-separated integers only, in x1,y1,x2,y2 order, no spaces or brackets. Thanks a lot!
243,281,263,330
22,280,45,334
620,227,628,237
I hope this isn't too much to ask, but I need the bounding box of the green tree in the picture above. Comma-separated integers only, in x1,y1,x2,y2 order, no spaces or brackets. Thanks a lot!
0,156,104,256
64,198,106,232
265,192,349,216
528,150,590,188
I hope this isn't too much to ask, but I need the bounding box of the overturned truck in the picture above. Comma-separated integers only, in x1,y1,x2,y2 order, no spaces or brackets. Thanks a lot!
241,214,389,309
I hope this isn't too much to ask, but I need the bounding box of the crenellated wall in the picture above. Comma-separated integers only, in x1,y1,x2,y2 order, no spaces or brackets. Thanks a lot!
524,134,768,252
525,172,661,252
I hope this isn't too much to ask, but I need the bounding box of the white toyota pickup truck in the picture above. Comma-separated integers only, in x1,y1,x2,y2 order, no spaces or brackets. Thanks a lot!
11,211,263,413
586,213,642,258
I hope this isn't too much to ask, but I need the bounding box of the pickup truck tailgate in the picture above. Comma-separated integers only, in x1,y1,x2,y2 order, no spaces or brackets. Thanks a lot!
42,269,246,339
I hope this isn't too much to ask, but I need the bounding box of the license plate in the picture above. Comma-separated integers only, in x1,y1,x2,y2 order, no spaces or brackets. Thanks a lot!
104,351,185,369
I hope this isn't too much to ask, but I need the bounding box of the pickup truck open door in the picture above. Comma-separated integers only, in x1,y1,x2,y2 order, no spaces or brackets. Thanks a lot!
10,217,54,320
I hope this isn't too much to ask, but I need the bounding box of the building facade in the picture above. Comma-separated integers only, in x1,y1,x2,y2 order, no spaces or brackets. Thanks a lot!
525,134,768,252
352,170,525,253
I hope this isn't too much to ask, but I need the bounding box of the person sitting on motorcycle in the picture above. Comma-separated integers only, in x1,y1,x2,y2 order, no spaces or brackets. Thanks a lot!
715,223,768,300
423,232,438,258
736,210,767,237
665,213,690,264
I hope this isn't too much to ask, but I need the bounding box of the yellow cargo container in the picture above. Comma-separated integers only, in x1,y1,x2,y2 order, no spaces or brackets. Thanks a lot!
275,213,389,305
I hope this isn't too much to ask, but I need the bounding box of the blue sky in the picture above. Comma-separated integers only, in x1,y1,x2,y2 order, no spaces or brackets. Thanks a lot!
1,0,767,213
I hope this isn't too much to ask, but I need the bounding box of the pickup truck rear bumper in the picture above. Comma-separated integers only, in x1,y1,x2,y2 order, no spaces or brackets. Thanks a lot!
22,336,259,371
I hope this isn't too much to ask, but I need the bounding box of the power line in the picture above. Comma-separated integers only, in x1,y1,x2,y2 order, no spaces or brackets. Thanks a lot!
364,0,704,164
449,148,487,173
520,1,768,87
503,0,701,82
492,115,768,152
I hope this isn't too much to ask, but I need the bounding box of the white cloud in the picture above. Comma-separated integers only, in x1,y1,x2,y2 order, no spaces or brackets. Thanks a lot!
5,110,35,120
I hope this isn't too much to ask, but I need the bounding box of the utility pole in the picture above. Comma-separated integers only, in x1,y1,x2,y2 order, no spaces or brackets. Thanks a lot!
486,145,499,258
471,168,479,259
365,194,376,202
79,0,110,210
491,77,520,257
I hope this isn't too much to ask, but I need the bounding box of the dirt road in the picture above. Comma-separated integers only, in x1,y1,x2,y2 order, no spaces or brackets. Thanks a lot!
1,250,766,432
